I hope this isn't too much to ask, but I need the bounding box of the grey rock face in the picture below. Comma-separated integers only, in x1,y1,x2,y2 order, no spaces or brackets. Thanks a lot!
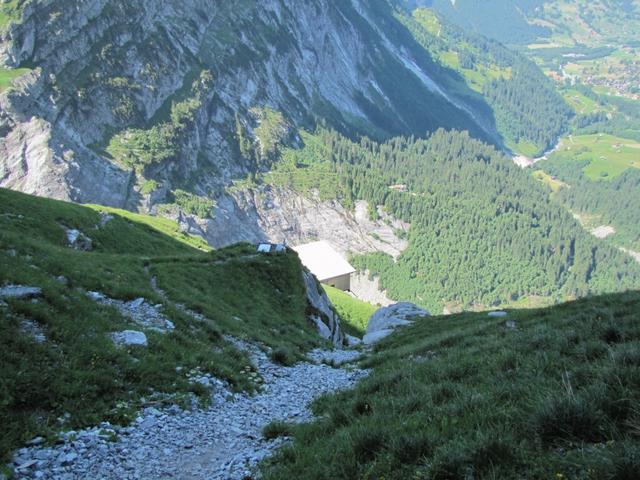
363,302,429,345
111,330,148,347
0,0,496,214
190,189,409,260
303,270,344,347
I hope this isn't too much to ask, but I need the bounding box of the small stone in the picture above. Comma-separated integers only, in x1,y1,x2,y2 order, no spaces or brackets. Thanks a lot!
27,436,46,447
15,458,38,470
87,291,105,301
60,452,77,465
139,417,156,429
34,450,52,461
111,330,148,347
488,311,508,318
129,297,145,309
506,320,518,330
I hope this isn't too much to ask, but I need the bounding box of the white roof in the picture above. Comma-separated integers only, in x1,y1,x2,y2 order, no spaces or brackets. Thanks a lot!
293,241,355,281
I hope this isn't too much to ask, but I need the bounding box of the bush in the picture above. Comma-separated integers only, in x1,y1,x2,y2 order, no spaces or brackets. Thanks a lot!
262,421,294,440
270,348,295,366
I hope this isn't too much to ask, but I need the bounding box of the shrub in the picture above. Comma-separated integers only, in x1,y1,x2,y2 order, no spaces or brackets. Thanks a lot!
270,348,295,366
262,421,294,440
351,427,386,462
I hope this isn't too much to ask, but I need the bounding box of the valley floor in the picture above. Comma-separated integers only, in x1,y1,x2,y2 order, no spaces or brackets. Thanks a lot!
11,343,366,480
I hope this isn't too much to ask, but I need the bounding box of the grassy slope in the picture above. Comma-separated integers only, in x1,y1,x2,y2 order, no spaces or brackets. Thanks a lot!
263,291,640,479
550,134,640,180
0,188,324,464
323,285,377,336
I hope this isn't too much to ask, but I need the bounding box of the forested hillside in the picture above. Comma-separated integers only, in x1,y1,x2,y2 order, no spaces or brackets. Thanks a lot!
397,7,573,156
258,128,640,312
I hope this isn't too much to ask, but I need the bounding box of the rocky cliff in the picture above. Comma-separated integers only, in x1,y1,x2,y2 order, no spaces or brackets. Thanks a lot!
0,0,498,217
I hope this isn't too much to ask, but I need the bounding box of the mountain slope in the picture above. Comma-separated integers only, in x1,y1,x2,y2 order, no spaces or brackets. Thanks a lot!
0,0,500,210
263,290,640,479
0,187,344,464
256,128,640,312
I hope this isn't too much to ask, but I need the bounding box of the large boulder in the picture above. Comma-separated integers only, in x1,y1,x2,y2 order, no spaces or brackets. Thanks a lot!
363,302,429,345
111,330,148,347
303,270,345,348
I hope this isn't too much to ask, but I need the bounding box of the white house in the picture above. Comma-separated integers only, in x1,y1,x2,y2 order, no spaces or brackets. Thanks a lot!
293,241,356,291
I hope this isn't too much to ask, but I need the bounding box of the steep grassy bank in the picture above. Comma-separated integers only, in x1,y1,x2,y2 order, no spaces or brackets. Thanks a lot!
323,285,377,337
0,188,324,464
263,291,640,479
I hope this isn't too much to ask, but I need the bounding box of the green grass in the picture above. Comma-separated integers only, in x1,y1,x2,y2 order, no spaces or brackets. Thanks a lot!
0,0,26,29
0,188,325,464
533,170,569,193
262,291,640,479
550,134,640,180
506,137,542,158
323,285,377,336
0,67,31,92
562,89,604,115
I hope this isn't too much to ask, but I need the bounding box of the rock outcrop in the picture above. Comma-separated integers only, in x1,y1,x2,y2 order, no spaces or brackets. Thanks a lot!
302,270,345,348
363,302,429,345
111,330,148,347
180,187,409,256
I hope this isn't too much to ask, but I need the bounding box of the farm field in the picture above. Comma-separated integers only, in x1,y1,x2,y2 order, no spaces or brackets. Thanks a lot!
532,170,568,193
549,134,640,180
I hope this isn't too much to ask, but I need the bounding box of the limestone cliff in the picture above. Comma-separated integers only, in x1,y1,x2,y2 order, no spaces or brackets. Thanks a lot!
0,0,498,215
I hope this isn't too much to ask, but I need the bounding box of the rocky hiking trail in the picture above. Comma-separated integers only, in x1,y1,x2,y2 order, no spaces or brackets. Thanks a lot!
11,341,367,480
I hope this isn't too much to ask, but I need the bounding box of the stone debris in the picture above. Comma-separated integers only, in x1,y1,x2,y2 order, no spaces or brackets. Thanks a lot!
11,342,368,480
0,285,43,300
307,348,362,366
19,319,47,344
87,292,175,333
488,311,508,318
111,330,148,348
65,228,93,251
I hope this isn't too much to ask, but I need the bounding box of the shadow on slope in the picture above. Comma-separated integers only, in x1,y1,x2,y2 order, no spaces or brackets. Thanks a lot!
0,188,325,464
263,290,640,479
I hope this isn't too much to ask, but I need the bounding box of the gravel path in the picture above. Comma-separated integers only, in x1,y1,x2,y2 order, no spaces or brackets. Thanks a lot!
11,343,367,480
